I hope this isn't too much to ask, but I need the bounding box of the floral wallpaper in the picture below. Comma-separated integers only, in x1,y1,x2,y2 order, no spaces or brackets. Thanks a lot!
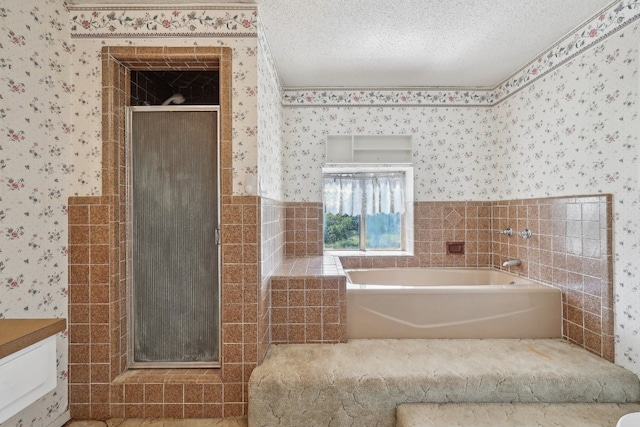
0,0,71,426
1,2,259,425
494,0,640,103
282,107,493,201
67,5,258,197
257,21,283,200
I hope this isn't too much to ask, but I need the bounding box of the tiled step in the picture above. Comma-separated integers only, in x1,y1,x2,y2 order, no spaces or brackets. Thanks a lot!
248,339,640,427
396,403,640,427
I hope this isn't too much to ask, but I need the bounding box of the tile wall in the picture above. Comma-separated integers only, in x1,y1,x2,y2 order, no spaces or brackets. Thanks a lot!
284,201,493,264
284,202,323,256
270,257,347,344
492,195,614,360
261,198,286,279
259,197,286,361
70,187,612,419
68,197,116,419
220,193,262,413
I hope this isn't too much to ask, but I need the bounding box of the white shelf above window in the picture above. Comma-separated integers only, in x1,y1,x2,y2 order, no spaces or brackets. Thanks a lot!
326,134,413,164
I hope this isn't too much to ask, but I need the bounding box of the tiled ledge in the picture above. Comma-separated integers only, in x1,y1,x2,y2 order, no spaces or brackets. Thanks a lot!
272,255,344,277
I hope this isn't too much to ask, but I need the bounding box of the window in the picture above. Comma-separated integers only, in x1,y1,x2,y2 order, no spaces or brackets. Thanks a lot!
323,171,407,251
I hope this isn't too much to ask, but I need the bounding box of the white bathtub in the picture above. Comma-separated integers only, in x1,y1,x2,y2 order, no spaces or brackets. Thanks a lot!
346,268,561,339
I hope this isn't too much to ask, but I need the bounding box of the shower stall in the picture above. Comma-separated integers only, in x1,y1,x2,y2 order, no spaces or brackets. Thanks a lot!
127,106,220,368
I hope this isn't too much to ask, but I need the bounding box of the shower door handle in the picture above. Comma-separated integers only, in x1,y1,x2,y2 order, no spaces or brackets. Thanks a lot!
215,228,221,245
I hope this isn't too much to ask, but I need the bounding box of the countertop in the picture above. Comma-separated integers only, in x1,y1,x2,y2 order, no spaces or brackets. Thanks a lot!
0,318,66,359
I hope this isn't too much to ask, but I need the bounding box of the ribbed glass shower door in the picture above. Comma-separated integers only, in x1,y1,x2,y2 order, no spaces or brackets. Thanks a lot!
129,107,220,367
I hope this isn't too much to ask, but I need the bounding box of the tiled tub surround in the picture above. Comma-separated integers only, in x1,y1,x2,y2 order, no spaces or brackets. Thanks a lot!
288,201,493,266
283,194,613,360
270,257,347,344
491,196,614,361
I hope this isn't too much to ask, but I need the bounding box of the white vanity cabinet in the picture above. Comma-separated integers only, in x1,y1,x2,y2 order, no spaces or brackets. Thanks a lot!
326,134,413,164
0,318,66,423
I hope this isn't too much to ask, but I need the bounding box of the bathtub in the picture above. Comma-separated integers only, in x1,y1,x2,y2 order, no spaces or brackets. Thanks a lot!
346,268,561,339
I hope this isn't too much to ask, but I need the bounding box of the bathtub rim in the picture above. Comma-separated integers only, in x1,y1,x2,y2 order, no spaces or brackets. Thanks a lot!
345,267,555,291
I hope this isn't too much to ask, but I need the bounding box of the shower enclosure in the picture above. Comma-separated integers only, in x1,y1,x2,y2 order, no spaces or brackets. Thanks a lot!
127,106,220,367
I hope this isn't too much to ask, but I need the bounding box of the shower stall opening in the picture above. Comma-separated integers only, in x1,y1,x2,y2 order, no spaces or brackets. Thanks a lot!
127,106,220,368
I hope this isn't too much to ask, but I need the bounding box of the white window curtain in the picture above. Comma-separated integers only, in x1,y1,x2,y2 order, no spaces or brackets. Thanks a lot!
323,173,405,216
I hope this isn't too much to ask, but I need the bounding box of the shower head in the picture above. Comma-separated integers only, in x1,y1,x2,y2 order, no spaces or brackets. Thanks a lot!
161,93,186,105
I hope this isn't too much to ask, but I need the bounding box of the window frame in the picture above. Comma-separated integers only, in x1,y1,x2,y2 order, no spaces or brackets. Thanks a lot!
322,166,414,254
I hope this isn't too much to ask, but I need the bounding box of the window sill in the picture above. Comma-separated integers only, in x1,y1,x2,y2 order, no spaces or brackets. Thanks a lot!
325,250,414,257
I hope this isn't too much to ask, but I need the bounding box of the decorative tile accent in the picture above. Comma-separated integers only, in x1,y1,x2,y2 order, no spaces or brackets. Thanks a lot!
445,209,464,227
319,201,492,269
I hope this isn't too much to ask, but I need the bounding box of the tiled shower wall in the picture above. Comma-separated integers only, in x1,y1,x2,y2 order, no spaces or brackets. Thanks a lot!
284,195,613,360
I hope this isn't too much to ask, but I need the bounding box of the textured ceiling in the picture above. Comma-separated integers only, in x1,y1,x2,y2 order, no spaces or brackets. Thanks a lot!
260,0,616,88
70,0,616,89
